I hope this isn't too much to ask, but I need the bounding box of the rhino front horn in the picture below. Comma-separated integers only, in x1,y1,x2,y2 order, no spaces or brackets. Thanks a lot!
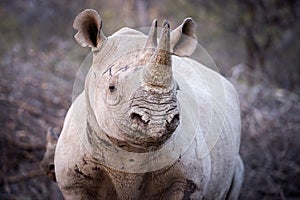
142,20,172,89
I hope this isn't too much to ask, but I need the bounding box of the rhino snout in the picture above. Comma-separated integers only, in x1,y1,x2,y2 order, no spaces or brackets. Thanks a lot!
129,109,180,136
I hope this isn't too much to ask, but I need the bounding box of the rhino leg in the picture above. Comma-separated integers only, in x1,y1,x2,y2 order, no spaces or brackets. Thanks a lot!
139,164,191,200
160,178,198,200
225,155,244,200
57,156,118,200
40,127,60,181
160,181,185,200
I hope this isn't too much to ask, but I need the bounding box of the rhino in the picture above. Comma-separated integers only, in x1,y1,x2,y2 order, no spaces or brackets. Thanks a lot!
41,128,59,181
53,9,244,199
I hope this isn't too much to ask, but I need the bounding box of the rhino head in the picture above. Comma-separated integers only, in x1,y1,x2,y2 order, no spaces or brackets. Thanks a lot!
73,9,197,152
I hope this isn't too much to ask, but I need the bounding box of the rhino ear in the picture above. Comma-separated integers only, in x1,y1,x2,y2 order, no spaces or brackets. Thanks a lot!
73,9,107,51
46,128,59,145
171,18,197,57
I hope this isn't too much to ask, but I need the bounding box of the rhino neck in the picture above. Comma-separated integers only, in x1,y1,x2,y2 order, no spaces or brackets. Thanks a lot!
106,134,163,153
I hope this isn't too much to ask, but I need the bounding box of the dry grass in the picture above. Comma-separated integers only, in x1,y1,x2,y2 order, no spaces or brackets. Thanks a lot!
231,64,300,199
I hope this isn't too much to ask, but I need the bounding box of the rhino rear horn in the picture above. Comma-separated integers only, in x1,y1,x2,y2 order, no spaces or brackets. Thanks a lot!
171,18,197,56
73,9,107,51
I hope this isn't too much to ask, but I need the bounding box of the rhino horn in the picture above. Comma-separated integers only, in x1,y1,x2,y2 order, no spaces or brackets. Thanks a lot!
142,20,172,89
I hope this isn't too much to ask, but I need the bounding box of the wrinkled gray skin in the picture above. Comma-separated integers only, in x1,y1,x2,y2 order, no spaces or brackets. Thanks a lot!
54,9,244,200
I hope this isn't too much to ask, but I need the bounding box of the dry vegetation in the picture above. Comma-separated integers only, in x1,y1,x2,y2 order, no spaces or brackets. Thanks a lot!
231,65,300,199
0,0,299,199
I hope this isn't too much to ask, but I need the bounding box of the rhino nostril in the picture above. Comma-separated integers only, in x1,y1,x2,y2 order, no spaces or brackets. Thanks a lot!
130,112,142,120
130,113,149,124
166,114,180,131
171,114,180,125
173,114,180,121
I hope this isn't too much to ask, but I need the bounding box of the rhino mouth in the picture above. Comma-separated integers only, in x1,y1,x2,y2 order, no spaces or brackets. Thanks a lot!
128,111,180,140
109,109,179,153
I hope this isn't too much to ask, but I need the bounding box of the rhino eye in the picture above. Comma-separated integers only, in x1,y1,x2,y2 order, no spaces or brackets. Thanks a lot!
109,84,116,93
107,83,120,106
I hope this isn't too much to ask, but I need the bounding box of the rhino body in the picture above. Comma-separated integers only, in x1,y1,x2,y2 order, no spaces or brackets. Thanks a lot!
54,9,244,199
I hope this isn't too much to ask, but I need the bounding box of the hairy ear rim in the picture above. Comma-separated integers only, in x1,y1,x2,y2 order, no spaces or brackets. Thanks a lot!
171,17,198,57
73,9,107,50
182,18,197,38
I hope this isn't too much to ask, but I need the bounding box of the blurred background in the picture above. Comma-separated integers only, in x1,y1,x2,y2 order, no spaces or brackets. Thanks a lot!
0,0,299,199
